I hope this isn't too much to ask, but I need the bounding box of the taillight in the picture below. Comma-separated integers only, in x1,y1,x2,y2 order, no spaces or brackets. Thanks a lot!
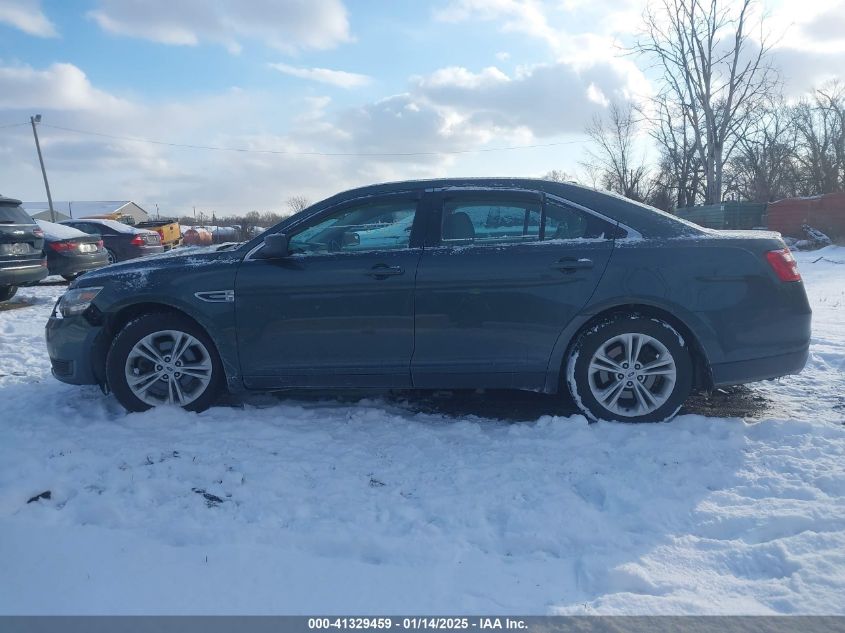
48,241,77,252
130,235,145,246
96,240,104,249
33,228,44,238
765,248,801,282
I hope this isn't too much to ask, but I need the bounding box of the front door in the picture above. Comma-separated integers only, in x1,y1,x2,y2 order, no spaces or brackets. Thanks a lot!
235,195,423,389
412,191,615,390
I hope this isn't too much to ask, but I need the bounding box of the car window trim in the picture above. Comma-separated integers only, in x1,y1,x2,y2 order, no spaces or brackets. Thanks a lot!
423,187,642,246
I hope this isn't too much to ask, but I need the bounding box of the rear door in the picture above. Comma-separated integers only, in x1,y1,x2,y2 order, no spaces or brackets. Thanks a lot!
411,189,616,390
235,193,424,389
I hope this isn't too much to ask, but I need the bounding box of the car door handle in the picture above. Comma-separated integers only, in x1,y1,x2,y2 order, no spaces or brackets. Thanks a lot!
365,264,405,278
551,257,594,272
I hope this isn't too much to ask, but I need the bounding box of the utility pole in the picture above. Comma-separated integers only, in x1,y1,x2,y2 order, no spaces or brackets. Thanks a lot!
30,114,56,222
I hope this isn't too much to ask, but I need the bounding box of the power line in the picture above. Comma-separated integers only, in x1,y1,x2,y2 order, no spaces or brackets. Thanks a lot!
0,122,28,130
41,123,584,157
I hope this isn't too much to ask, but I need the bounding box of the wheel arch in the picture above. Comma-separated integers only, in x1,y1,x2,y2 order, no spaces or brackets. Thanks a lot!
545,301,715,393
93,301,233,390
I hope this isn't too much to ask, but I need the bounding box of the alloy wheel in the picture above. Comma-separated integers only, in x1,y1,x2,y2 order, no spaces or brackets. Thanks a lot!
124,329,213,407
587,332,677,417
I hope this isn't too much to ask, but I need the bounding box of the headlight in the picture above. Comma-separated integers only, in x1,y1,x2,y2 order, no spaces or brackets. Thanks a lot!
58,287,103,318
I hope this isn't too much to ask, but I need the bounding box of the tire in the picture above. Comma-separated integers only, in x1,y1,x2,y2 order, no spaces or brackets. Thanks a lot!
106,312,224,413
565,314,693,422
106,249,117,264
0,285,17,302
62,273,80,282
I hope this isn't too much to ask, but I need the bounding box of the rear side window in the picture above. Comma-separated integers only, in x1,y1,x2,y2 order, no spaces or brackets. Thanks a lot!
72,222,108,235
439,197,622,245
441,200,542,245
544,201,622,240
0,204,34,224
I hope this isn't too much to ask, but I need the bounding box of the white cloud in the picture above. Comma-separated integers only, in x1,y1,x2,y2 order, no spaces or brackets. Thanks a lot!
0,62,452,215
269,63,371,89
0,0,57,37
88,0,351,54
413,61,642,136
0,63,132,112
435,0,558,48
0,55,640,215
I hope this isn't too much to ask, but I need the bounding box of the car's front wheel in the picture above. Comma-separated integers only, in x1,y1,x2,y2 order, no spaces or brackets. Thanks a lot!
565,314,693,422
106,313,224,412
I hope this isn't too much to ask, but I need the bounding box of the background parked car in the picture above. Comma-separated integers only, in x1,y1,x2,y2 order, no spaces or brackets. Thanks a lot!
37,220,109,282
0,195,46,302
135,218,182,250
60,218,163,263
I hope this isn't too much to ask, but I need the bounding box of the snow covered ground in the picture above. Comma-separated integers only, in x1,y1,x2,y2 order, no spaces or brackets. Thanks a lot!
0,248,843,615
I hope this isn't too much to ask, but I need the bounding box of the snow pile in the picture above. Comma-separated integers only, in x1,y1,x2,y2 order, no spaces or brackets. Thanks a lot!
0,248,843,615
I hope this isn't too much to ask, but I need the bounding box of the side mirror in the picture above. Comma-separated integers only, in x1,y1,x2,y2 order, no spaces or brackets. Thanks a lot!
259,233,289,259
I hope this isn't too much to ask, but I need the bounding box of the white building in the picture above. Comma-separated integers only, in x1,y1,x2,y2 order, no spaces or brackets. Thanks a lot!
23,201,150,224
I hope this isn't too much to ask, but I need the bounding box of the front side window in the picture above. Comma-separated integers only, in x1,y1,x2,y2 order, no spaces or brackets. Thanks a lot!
441,200,541,245
288,200,416,255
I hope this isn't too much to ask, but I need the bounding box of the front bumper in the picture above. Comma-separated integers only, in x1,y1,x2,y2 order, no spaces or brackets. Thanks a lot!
45,313,104,385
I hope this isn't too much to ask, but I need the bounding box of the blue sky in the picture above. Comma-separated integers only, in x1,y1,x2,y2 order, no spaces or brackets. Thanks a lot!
1,0,842,216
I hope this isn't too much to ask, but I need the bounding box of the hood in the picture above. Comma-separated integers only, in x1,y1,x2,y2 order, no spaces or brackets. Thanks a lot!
71,244,245,289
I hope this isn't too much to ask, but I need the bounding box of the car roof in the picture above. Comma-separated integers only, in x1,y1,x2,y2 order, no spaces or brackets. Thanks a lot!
0,195,23,206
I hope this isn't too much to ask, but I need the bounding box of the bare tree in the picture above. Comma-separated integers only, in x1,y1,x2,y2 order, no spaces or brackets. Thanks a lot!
583,102,652,202
634,0,777,204
542,169,575,183
725,96,799,202
793,82,845,195
285,195,311,215
640,93,704,209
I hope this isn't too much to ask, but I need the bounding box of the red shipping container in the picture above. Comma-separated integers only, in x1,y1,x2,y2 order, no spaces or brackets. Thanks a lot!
767,192,845,239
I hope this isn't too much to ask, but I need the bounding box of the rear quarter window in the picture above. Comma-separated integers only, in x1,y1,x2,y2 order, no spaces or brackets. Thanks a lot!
544,202,625,240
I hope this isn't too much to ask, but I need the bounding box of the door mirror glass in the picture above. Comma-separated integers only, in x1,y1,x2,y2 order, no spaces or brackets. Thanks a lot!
259,233,289,258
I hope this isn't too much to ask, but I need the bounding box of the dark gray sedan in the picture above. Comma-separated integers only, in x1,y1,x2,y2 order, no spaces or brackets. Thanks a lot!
59,218,163,263
45,178,811,421
37,220,109,281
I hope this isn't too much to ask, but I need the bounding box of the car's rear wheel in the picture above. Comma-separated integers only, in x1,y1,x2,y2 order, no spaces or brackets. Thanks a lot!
0,285,17,302
565,314,692,422
106,249,117,264
106,313,224,412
